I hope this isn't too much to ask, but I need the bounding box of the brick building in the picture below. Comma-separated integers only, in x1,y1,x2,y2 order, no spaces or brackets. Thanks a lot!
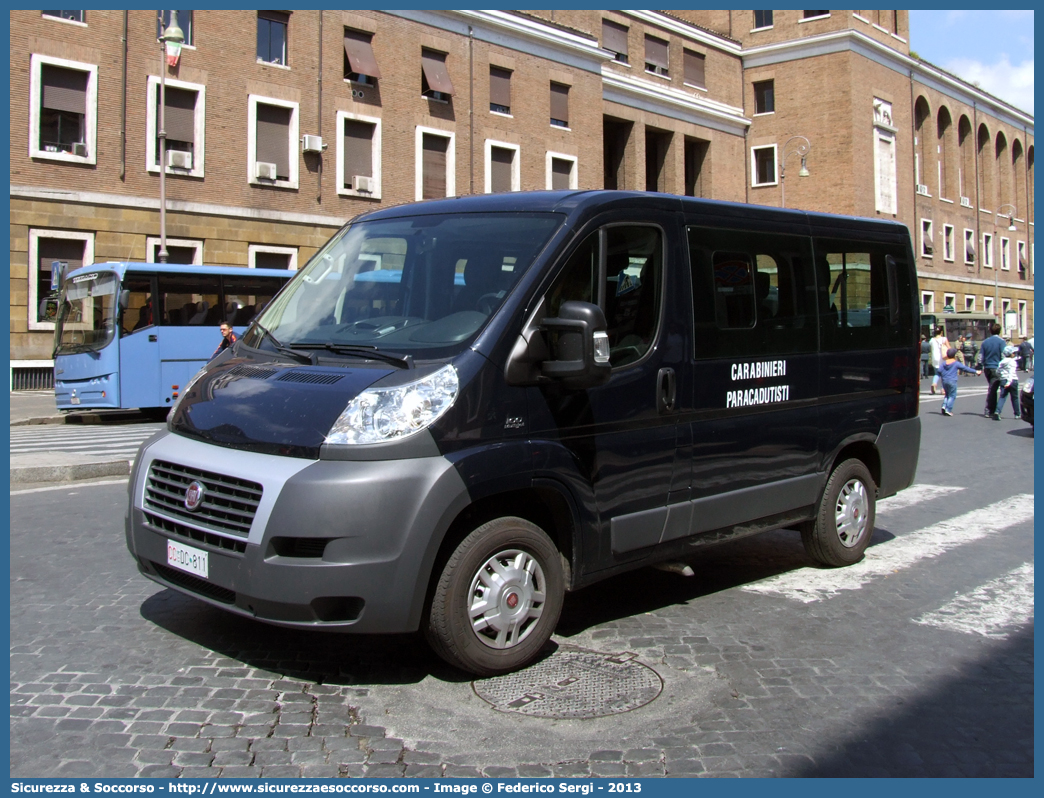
9,10,1034,382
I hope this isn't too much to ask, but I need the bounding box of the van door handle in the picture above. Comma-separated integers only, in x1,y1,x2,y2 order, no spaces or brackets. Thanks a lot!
657,367,676,414
148,335,158,342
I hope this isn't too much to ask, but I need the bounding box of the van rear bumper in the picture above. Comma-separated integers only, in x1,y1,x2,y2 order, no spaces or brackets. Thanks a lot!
126,431,469,634
875,416,921,498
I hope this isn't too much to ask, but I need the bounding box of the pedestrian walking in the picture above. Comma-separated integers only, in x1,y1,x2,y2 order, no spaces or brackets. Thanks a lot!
995,345,1021,419
955,336,967,368
936,347,980,416
211,321,237,360
929,326,948,394
980,322,1006,418
961,335,978,373
920,335,931,378
1017,337,1033,373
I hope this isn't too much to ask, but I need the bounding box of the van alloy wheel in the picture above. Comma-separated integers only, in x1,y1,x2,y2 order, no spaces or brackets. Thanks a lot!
801,458,876,567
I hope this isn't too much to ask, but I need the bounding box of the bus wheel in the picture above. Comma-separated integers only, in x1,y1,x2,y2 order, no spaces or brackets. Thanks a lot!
801,459,876,567
426,517,564,676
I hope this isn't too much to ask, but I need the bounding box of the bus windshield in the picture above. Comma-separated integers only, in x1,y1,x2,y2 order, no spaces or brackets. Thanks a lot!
244,212,563,359
55,270,119,354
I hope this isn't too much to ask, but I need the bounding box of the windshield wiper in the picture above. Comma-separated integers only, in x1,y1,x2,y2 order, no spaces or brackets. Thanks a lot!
290,343,414,370
251,321,316,365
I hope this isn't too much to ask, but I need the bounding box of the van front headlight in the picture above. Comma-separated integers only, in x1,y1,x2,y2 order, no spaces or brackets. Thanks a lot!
325,364,458,445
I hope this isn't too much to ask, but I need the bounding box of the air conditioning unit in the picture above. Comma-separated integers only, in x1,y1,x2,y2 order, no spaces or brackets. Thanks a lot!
301,134,324,153
960,196,973,208
353,175,374,193
255,161,278,180
167,149,193,169
72,142,88,157
916,184,930,196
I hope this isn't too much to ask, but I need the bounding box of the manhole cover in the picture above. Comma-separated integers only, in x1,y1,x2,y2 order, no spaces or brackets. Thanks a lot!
472,647,663,719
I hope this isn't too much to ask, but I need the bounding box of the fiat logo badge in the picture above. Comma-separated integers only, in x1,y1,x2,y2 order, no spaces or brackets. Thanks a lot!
184,481,206,512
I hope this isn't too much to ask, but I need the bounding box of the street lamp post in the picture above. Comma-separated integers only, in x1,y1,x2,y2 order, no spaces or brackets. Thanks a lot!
157,11,185,263
995,203,1017,326
780,135,810,209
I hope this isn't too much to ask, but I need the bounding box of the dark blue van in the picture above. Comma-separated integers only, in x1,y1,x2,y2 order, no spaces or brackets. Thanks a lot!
126,191,921,675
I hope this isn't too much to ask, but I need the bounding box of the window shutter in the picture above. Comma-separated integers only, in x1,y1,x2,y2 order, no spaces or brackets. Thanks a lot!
684,50,705,87
490,147,513,193
343,29,382,79
550,82,569,124
551,158,572,190
258,10,288,25
421,50,454,95
254,252,291,270
343,119,374,183
41,65,87,114
422,134,448,199
489,67,511,109
645,36,669,69
256,104,291,178
38,239,85,278
162,86,196,143
602,19,628,56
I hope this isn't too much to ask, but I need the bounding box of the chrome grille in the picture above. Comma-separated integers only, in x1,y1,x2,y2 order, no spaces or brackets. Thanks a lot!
145,460,263,537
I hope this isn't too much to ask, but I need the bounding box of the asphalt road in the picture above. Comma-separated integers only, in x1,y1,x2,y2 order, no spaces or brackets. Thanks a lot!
10,396,1034,778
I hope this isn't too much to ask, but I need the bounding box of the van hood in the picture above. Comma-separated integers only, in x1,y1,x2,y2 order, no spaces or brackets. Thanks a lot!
169,358,395,458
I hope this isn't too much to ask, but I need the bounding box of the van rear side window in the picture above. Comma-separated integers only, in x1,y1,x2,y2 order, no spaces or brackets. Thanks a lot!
687,226,816,358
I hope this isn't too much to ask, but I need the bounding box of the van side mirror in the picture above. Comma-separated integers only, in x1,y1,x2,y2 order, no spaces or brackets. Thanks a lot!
540,301,612,389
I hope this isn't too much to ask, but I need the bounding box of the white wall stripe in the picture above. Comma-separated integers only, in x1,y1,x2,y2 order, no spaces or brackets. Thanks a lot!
743,494,1034,603
877,484,963,512
913,562,1034,639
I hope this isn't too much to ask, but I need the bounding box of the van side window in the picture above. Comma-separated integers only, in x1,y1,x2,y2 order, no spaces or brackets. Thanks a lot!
157,274,221,326
688,226,816,357
814,239,909,350
549,225,663,367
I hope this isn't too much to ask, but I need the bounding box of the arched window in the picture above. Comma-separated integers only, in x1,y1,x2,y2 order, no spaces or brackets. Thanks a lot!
914,97,931,192
937,107,953,199
977,124,993,211
958,115,974,204
1028,146,1035,226
1012,139,1025,226
996,132,1011,211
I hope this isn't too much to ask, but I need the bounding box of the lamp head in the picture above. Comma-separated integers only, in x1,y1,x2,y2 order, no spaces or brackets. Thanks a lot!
798,157,809,178
162,10,185,44
1007,216,1016,232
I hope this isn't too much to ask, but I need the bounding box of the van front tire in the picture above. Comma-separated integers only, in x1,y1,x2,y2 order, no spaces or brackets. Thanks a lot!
426,517,564,676
801,459,876,567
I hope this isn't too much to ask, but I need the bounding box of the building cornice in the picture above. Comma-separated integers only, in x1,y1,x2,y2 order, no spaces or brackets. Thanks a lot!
10,186,348,229
743,29,1034,133
625,11,743,56
601,69,749,137
384,9,609,74
916,270,1034,290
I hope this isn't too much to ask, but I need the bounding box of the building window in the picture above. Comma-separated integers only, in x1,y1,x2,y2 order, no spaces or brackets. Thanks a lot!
753,80,774,114
337,111,381,199
157,11,193,46
546,152,577,190
1000,237,1011,270
983,232,994,268
921,220,933,257
43,10,84,23
873,98,897,215
943,224,954,261
1017,240,1027,276
248,244,298,271
343,28,380,84
145,237,203,265
27,230,94,330
489,66,512,115
683,49,706,88
645,35,669,77
602,19,629,64
1017,300,1027,336
1001,299,1012,327
983,297,994,316
421,49,454,101
415,127,455,201
751,145,777,187
29,54,97,164
550,82,569,128
753,11,773,29
921,292,934,313
803,11,830,20
486,140,520,194
146,75,204,177
964,228,976,264
943,293,956,312
248,96,299,189
964,295,976,312
257,11,288,66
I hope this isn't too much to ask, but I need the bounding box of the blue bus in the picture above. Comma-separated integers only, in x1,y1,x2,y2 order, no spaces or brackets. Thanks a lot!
52,262,293,413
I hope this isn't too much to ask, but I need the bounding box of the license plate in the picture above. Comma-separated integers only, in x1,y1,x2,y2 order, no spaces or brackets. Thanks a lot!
167,540,209,579
70,396,80,405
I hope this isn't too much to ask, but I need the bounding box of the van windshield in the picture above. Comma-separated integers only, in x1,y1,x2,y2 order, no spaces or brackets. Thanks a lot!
246,212,562,358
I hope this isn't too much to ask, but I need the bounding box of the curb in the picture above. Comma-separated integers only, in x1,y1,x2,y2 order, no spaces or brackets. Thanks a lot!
10,416,66,427
10,458,131,484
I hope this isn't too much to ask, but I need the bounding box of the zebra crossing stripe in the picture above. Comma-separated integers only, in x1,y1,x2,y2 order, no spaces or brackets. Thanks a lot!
913,562,1034,639
876,484,963,512
743,494,1035,603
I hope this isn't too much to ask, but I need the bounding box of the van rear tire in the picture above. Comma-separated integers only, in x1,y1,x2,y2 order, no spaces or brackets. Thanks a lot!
425,517,564,676
801,459,876,567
